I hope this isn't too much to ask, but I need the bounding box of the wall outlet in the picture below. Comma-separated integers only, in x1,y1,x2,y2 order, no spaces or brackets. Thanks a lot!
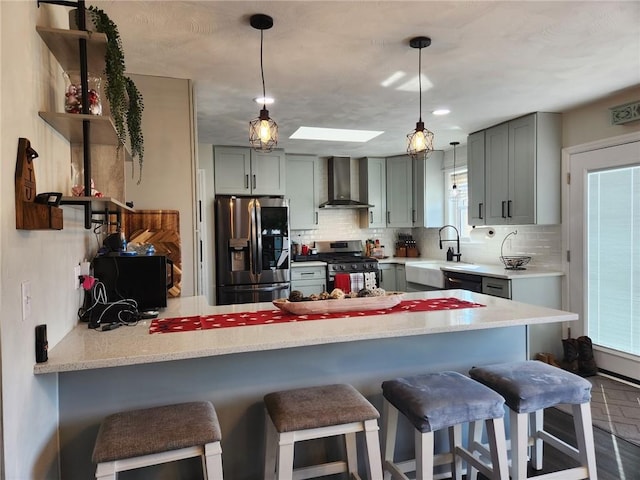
74,264,82,289
21,281,32,323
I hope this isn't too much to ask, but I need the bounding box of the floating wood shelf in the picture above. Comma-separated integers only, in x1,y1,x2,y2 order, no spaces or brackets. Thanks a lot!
36,26,107,73
38,112,132,161
60,196,134,214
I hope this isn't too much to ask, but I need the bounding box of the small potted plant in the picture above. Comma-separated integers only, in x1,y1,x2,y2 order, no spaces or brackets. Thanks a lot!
72,6,145,183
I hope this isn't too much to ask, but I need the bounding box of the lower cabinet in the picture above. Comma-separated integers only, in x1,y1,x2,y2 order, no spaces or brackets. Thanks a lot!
395,265,406,292
291,265,326,296
378,264,397,291
511,276,563,360
379,263,407,292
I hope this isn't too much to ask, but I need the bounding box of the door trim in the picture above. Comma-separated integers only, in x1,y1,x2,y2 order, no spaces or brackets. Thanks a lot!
562,131,640,380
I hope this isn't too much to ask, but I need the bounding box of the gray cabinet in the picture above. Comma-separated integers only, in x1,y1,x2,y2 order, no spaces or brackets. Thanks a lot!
358,157,387,228
467,131,486,226
395,264,406,292
291,265,326,296
214,146,286,196
413,150,444,227
378,263,407,292
468,112,561,226
385,155,413,228
378,263,397,291
286,154,319,229
485,123,510,224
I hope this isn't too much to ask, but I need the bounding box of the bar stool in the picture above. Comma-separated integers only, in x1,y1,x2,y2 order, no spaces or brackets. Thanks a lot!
469,360,596,480
381,371,509,480
263,383,383,480
92,401,223,479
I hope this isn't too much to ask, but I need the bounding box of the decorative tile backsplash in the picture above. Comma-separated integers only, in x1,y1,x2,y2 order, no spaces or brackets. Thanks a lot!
294,213,561,269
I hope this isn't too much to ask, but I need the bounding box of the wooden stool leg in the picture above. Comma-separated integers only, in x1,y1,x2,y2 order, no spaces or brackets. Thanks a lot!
510,409,529,480
449,424,463,480
416,430,434,480
204,442,223,480
276,431,295,480
364,418,384,480
95,462,116,480
345,432,358,476
382,399,398,480
485,417,509,480
264,414,277,480
529,409,544,470
467,420,483,480
573,402,598,480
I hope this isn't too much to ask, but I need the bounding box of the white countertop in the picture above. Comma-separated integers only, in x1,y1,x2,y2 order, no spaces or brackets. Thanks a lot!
34,290,576,375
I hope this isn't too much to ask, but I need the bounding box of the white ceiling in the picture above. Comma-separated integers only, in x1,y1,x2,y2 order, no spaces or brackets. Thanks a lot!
92,1,639,156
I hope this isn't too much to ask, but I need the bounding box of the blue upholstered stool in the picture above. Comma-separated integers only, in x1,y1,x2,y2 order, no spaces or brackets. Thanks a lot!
469,360,597,480
381,371,509,480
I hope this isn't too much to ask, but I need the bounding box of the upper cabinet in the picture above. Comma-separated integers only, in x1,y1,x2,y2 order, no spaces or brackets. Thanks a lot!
286,154,319,229
467,131,486,226
214,146,286,196
413,150,444,228
385,154,413,228
467,112,561,226
358,157,387,228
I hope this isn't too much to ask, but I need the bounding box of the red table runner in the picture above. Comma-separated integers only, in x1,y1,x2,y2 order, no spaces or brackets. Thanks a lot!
149,297,484,334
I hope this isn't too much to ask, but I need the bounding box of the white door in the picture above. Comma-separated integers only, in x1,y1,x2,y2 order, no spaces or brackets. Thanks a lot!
566,133,640,380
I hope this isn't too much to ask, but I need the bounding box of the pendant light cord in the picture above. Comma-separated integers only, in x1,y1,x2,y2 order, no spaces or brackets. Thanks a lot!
260,29,266,109
418,47,422,122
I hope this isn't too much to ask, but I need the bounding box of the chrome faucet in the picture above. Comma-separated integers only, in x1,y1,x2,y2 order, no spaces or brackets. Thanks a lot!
438,225,461,262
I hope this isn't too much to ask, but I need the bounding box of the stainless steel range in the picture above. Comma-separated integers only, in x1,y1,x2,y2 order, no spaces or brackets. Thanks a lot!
307,240,379,290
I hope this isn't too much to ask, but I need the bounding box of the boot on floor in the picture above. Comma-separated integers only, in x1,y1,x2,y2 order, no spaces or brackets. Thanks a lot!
577,335,598,376
560,337,579,373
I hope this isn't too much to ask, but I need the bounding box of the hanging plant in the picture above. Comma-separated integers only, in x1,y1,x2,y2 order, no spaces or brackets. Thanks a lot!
125,76,144,184
77,6,145,182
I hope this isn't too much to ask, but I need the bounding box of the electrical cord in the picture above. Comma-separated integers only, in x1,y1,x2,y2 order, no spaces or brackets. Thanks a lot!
79,281,139,329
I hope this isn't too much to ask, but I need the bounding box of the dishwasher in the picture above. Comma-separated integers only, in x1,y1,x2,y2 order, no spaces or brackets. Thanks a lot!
444,271,511,299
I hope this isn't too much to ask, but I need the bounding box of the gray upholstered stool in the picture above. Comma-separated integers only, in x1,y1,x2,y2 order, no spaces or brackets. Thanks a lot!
92,401,223,479
263,383,383,480
381,371,509,480
469,360,596,480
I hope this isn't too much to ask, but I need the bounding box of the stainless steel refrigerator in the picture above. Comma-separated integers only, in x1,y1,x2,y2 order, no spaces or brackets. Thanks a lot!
215,196,290,305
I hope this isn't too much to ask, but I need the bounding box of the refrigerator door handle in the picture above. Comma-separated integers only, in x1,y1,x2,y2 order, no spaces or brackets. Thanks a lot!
253,199,263,275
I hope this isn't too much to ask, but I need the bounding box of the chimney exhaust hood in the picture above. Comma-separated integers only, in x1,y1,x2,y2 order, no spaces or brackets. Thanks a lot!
319,157,373,209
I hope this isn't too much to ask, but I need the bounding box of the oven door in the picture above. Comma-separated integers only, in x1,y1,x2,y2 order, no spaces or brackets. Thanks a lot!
327,268,379,293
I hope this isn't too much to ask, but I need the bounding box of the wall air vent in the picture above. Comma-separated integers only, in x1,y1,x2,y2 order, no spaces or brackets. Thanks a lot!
610,100,640,125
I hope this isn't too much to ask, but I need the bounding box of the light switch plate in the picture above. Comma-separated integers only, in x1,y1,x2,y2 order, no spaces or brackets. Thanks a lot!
74,265,82,289
21,281,31,323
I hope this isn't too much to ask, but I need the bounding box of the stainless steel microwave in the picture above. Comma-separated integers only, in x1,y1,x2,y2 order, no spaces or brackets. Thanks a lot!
92,254,173,310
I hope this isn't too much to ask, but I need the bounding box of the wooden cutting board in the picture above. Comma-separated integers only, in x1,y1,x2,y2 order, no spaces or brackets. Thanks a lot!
124,210,181,297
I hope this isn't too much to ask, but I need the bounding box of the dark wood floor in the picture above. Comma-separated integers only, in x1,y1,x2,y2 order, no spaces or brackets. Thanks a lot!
476,407,640,480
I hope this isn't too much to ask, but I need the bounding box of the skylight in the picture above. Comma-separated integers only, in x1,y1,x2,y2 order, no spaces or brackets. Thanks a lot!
289,127,384,143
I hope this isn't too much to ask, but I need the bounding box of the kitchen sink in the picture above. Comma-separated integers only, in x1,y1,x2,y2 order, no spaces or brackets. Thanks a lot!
405,262,448,288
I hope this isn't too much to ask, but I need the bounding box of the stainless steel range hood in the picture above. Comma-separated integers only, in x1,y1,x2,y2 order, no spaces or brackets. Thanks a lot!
319,157,373,209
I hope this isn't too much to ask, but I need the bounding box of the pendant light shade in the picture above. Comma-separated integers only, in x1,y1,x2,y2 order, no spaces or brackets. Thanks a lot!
406,36,434,159
450,141,460,196
249,14,278,152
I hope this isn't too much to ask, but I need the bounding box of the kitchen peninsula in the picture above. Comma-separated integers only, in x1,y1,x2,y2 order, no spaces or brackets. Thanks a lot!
37,290,577,479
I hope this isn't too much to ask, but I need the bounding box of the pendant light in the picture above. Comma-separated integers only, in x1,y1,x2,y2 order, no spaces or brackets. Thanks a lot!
406,36,434,159
450,141,460,196
249,14,278,152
